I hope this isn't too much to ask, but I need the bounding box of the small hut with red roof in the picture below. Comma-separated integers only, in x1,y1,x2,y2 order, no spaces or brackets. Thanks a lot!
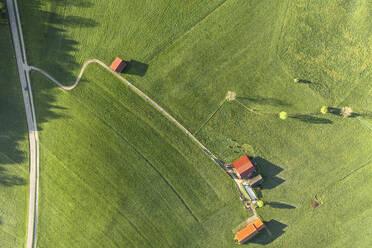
110,57,127,73
231,155,256,179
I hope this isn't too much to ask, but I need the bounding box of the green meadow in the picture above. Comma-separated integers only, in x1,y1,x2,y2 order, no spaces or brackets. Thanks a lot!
17,0,372,247
0,23,28,247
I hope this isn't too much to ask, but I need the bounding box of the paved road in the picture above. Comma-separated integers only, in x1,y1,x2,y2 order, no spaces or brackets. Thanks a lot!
7,0,39,248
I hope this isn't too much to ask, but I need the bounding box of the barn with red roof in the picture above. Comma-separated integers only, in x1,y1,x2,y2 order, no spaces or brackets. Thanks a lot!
232,155,255,179
110,57,127,73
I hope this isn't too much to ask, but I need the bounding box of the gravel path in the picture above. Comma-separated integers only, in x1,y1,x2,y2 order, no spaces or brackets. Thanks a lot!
7,1,39,248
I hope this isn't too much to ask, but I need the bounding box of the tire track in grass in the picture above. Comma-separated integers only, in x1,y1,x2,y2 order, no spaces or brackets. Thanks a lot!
57,73,205,224
28,54,247,243
90,78,223,202
128,142,201,223
31,57,243,191
74,103,201,223
145,0,230,63
316,157,372,197
30,59,238,186
40,144,152,248
39,145,133,247
47,89,199,241
195,99,227,135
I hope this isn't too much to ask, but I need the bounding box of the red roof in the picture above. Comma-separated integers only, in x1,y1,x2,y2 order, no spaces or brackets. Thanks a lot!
110,57,127,72
252,218,265,231
235,218,265,244
232,155,255,178
235,224,257,244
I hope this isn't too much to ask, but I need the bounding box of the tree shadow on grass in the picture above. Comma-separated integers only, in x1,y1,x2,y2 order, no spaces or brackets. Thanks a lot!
249,219,287,245
327,107,371,118
267,201,296,209
0,167,26,186
19,0,99,130
289,114,333,124
254,157,285,189
0,24,27,186
0,0,97,186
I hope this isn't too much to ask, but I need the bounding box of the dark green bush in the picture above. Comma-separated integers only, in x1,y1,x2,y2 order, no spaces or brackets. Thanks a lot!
0,0,7,24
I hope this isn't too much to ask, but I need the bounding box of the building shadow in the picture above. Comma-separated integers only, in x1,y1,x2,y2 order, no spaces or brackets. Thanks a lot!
249,219,287,245
254,157,285,189
237,96,291,107
289,114,333,124
123,59,149,77
267,201,296,209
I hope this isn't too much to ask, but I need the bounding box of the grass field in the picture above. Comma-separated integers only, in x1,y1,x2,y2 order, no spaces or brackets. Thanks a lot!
18,0,372,247
0,23,28,247
29,67,247,247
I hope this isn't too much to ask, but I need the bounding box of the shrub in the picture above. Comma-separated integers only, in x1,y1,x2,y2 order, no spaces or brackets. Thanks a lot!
257,200,264,208
241,143,254,156
0,1,5,17
320,106,328,114
225,91,236,101
279,111,288,120
294,78,299,83
341,106,353,118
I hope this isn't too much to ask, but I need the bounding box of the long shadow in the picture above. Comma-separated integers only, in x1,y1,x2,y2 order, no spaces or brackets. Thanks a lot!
237,96,291,107
123,59,149,77
328,107,370,118
0,167,26,186
254,157,285,189
19,0,99,130
0,2,97,195
289,114,333,124
267,201,296,209
249,219,287,245
295,79,312,84
0,23,27,187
